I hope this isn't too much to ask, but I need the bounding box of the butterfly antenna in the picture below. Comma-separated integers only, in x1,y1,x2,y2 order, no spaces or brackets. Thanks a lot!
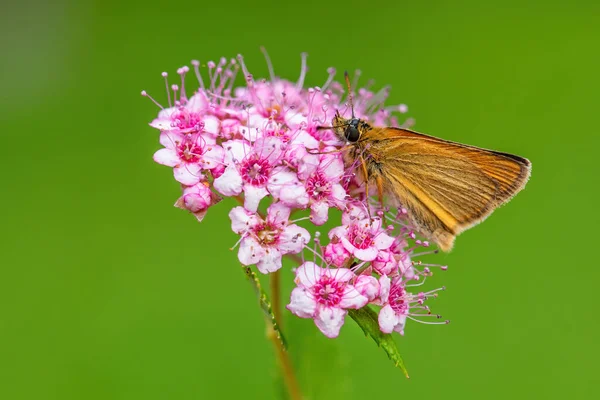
344,70,355,118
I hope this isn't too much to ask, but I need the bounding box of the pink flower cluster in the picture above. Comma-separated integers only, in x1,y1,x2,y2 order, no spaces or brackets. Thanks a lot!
144,52,447,338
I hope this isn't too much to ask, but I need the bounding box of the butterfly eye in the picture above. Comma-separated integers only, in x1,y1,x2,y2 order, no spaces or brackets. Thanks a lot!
344,125,360,142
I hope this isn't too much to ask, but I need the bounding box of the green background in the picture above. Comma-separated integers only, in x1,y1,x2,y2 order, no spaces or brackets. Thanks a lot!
2,0,599,398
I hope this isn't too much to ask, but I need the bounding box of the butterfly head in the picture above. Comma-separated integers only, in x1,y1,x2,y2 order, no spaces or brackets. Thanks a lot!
332,112,370,143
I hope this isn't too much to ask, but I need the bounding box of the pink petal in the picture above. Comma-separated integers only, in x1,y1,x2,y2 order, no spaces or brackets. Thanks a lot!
237,237,264,266
400,261,416,280
341,204,368,225
269,168,309,208
179,184,212,212
354,275,380,302
194,132,216,146
267,202,291,226
243,184,269,213
329,184,347,207
352,246,379,262
173,164,202,185
319,154,344,179
153,148,180,167
310,201,329,225
314,306,347,338
369,217,382,231
287,287,317,318
201,144,224,170
279,183,309,208
150,107,177,130
294,262,323,288
296,152,320,180
339,286,369,309
285,111,308,127
372,250,398,276
186,92,209,112
378,304,400,334
221,119,241,137
394,315,407,335
202,116,220,136
241,126,262,141
340,236,358,254
229,206,259,234
159,130,184,149
222,139,250,164
328,226,347,240
374,232,395,250
255,137,284,164
290,130,320,150
156,106,177,120
256,248,283,273
150,117,174,131
279,224,310,254
267,167,299,196
213,165,243,196
323,242,351,268
325,268,355,283
375,275,391,305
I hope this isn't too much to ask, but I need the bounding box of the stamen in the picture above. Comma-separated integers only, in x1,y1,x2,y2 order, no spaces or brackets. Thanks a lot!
261,46,276,81
321,67,336,92
140,90,163,109
171,84,179,105
407,316,450,325
161,72,172,107
177,66,189,102
191,60,206,90
208,61,219,92
411,249,440,257
237,54,252,85
229,233,247,251
400,117,416,129
290,217,311,224
296,52,308,90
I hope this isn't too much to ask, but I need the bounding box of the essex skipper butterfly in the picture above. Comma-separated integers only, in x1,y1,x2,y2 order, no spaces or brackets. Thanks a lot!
321,72,531,251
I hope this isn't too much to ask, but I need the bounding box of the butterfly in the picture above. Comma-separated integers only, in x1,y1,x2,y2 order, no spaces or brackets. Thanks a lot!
323,72,531,251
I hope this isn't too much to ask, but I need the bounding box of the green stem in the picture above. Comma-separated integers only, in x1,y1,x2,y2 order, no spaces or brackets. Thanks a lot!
242,265,302,400
266,323,303,400
270,270,283,327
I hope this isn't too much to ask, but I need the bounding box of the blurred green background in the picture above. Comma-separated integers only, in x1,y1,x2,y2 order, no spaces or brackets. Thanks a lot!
2,0,599,399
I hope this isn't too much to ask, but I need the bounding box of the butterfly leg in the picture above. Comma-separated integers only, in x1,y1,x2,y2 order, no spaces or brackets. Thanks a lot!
359,155,372,219
376,175,385,209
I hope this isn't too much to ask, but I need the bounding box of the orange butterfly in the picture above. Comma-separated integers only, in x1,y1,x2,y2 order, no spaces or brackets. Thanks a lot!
324,73,531,251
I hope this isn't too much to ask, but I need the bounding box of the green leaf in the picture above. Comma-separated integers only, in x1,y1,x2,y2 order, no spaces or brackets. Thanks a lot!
348,307,409,378
242,266,287,349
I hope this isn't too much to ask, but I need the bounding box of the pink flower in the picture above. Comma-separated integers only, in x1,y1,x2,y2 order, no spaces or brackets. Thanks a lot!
354,274,381,302
377,276,447,335
214,137,285,212
371,250,398,276
174,182,220,222
154,131,224,185
323,239,351,268
293,151,347,225
287,262,369,338
149,91,212,133
328,217,394,262
378,276,409,335
229,203,310,274
144,52,449,343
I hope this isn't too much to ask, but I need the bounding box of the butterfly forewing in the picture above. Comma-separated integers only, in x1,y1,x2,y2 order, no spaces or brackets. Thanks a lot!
360,127,531,251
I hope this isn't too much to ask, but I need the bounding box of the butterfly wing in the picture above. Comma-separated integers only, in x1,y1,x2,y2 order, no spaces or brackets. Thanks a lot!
363,127,531,251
